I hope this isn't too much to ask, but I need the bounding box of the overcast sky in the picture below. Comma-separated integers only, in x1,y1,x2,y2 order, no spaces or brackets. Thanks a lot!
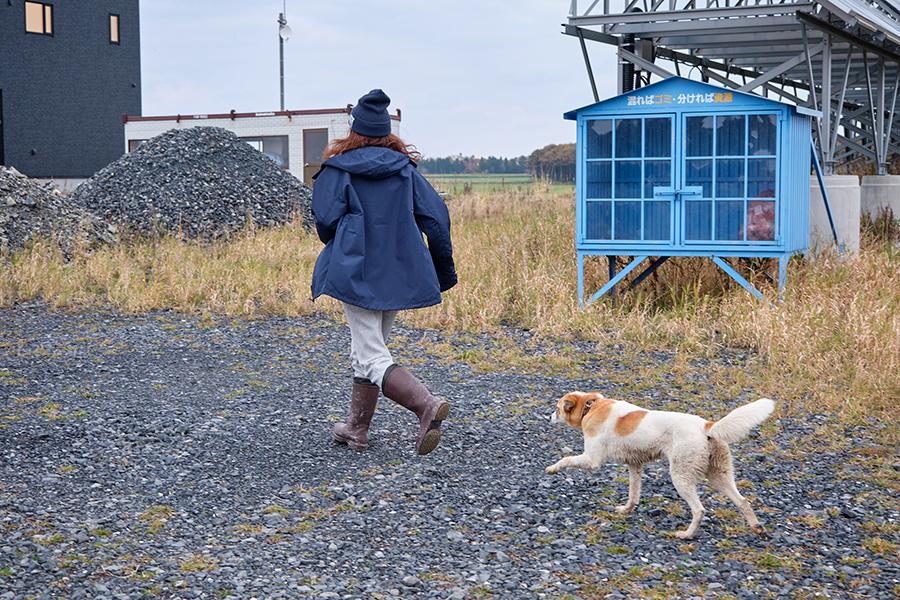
139,0,619,158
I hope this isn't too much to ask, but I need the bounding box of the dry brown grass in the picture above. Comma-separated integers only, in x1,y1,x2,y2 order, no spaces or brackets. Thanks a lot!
0,221,323,316
1,183,897,424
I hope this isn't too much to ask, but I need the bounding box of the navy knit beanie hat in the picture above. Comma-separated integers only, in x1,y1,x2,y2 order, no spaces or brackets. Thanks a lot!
351,89,392,138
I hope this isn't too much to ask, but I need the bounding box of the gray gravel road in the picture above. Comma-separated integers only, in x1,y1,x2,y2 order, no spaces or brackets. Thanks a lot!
0,303,896,599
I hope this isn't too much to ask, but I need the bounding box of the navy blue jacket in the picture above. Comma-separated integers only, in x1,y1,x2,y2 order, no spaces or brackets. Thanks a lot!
310,146,457,310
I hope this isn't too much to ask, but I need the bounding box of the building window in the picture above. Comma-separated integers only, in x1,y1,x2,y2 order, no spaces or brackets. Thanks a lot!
242,136,289,170
25,1,53,36
109,14,120,44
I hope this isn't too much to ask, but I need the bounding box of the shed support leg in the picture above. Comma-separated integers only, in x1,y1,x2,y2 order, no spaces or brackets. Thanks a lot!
711,256,765,301
777,256,789,301
586,256,648,305
628,256,669,290
608,255,618,298
577,252,586,309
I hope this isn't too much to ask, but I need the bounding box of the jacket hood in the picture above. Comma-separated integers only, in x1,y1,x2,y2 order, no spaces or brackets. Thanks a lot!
322,146,412,179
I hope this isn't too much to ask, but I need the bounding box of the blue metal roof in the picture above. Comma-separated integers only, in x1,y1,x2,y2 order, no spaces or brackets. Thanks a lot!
564,76,821,120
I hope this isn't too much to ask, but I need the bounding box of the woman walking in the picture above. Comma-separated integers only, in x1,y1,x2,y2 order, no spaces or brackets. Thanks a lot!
311,89,457,456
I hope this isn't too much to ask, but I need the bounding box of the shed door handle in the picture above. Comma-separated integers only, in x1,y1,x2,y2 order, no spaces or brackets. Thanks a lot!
676,187,704,201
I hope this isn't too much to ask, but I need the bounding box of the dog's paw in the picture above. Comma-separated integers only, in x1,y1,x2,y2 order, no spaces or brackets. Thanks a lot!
752,525,768,538
545,463,560,475
673,529,696,540
614,504,635,514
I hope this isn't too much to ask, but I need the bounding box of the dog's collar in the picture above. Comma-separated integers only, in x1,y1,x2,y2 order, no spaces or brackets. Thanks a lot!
582,399,594,418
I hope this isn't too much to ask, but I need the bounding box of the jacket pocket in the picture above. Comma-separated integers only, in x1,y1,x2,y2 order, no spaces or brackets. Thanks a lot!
336,213,364,257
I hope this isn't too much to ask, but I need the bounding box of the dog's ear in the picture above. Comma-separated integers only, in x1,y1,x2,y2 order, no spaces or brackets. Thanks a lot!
563,398,576,413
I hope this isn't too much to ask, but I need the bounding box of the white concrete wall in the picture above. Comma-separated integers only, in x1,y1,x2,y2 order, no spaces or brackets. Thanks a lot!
35,178,87,193
124,113,401,179
860,175,900,220
809,175,860,254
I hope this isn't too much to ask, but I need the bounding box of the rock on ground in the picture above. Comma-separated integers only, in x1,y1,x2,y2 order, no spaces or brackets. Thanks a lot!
71,127,313,240
0,303,896,598
0,167,115,256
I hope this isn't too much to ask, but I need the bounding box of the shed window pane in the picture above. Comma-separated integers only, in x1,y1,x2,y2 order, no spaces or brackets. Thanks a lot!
686,116,713,156
615,119,641,158
614,201,641,240
685,200,712,241
716,158,744,197
644,160,670,198
587,120,612,158
110,15,120,43
644,201,670,241
586,162,611,198
585,201,611,240
748,158,776,198
644,118,671,157
715,200,744,240
685,159,712,197
716,115,744,156
44,4,52,33
614,160,641,198
749,114,777,155
747,200,776,241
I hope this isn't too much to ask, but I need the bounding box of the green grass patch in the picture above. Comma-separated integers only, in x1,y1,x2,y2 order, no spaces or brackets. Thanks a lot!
263,503,291,516
139,505,175,534
179,554,217,573
863,537,898,555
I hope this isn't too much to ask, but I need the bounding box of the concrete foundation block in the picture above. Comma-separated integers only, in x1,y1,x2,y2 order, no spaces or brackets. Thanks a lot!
809,175,860,254
860,175,900,221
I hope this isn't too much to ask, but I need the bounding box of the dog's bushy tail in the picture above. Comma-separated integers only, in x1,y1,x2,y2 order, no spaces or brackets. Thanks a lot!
707,399,775,444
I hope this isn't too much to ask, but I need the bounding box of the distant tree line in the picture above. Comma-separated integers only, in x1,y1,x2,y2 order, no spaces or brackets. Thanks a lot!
418,155,529,175
527,144,575,183
419,144,576,183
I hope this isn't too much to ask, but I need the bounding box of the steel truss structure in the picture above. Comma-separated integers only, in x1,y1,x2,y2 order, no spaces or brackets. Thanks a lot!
566,0,900,174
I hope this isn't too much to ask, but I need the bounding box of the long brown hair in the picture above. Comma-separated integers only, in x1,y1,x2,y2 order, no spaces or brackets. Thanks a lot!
323,130,421,163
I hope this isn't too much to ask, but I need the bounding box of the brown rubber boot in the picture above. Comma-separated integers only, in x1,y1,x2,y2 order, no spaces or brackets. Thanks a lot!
332,378,379,451
381,365,450,455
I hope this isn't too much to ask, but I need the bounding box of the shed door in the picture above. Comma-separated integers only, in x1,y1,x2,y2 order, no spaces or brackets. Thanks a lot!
681,113,779,245
583,116,674,244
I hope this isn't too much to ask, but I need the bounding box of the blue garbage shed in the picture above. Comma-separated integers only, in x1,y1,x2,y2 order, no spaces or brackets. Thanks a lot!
564,76,818,305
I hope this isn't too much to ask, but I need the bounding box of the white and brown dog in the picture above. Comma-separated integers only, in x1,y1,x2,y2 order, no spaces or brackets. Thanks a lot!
546,391,775,539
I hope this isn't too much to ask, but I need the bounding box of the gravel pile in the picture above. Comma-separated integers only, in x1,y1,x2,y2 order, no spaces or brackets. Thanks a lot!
0,304,896,598
0,167,115,256
71,127,313,240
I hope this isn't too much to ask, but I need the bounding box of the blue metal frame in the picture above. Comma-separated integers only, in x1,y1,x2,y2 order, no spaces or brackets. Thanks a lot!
567,77,812,306
576,252,785,307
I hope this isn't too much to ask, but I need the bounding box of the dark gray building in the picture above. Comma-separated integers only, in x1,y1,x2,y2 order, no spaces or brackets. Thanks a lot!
0,1,141,179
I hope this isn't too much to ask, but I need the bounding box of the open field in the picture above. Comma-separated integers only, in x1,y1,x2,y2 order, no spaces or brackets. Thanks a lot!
426,173,574,196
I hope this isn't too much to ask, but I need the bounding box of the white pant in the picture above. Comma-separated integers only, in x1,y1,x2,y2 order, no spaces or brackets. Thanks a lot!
343,303,398,387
